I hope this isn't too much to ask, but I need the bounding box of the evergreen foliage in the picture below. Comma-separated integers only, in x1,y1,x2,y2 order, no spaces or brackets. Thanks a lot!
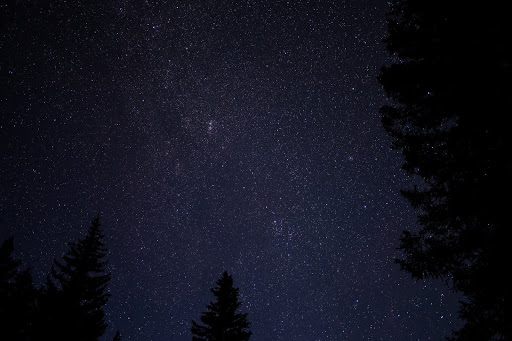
37,216,112,340
192,271,252,341
379,1,510,339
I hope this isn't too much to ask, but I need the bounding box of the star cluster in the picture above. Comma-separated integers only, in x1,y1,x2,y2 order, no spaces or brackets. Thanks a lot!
1,1,461,340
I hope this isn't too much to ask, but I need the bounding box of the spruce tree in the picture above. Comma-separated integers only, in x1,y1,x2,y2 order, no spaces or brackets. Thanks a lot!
191,271,251,341
40,216,111,341
378,0,509,339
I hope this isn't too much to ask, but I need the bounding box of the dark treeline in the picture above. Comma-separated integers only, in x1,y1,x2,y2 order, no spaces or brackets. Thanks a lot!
0,217,252,341
379,0,510,340
3,0,509,338
0,216,119,341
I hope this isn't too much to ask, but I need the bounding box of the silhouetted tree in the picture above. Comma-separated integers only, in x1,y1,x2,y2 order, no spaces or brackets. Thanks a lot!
0,237,36,339
192,271,251,341
379,1,510,339
35,216,111,341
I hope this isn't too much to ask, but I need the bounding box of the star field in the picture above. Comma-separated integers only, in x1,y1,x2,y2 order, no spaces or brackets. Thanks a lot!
1,1,462,340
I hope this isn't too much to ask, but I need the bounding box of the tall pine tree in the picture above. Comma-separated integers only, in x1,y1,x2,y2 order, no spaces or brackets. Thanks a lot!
36,216,111,341
192,271,251,341
378,0,510,339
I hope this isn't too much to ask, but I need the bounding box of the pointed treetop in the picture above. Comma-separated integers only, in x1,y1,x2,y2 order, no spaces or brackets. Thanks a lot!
192,271,251,341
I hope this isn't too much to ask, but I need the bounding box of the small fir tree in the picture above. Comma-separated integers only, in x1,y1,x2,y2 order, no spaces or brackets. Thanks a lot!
192,271,251,341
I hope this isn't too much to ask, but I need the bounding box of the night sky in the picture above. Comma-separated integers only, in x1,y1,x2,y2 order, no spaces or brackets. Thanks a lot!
1,1,463,340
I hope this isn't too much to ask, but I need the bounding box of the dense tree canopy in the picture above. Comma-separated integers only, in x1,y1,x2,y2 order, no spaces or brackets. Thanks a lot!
379,1,510,339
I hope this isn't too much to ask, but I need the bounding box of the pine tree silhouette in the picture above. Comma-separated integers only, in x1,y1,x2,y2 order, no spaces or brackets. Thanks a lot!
36,216,111,341
378,0,509,339
192,271,251,341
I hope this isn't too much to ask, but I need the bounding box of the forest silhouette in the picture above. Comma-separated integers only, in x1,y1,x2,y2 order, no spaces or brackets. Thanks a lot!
0,218,252,341
1,217,114,341
1,0,509,340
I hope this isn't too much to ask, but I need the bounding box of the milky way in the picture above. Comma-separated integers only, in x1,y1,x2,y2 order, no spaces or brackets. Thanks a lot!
1,1,462,340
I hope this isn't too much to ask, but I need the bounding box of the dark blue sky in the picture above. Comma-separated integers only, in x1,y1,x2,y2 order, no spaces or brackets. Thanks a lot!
1,0,462,339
